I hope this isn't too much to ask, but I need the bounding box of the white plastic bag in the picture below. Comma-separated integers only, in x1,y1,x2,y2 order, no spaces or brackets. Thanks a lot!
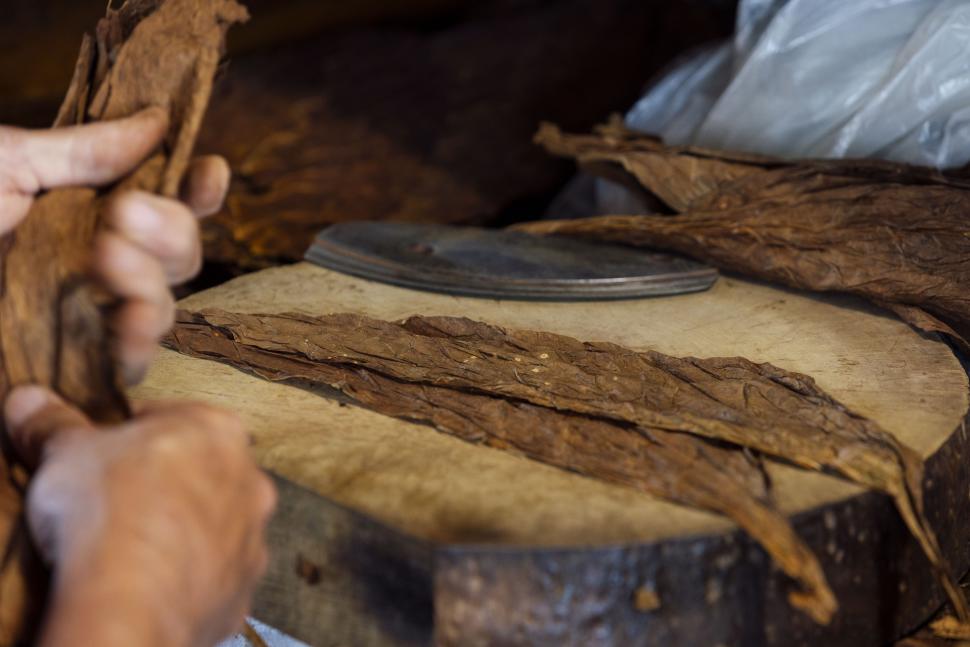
626,0,970,169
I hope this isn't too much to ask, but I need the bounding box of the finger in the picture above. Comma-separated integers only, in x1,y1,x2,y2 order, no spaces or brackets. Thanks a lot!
93,232,175,383
17,107,168,191
104,191,202,284
4,386,95,468
109,300,167,386
180,155,230,218
134,402,247,444
93,231,176,319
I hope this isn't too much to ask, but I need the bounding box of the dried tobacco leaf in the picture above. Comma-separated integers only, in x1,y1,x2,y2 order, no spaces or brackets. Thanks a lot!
527,122,970,347
168,309,837,623
168,308,968,622
0,1,247,643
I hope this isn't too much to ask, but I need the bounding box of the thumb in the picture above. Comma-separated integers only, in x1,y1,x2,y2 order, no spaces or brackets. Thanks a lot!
4,386,95,469
0,107,168,235
17,106,169,192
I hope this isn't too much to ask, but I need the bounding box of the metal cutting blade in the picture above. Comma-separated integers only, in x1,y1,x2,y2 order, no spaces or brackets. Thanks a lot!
305,222,717,301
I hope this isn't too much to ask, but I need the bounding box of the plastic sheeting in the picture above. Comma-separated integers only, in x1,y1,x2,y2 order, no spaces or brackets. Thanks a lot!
626,0,970,169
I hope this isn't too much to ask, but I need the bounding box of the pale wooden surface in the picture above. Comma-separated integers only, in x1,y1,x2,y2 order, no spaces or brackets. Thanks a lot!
133,262,969,546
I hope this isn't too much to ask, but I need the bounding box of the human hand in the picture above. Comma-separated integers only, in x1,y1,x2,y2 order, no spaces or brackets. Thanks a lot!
5,386,275,647
0,108,229,384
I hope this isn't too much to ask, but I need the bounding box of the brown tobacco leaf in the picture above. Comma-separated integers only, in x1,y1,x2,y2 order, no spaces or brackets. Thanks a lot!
536,120,970,212
528,123,970,346
0,1,247,643
171,309,966,620
169,309,837,623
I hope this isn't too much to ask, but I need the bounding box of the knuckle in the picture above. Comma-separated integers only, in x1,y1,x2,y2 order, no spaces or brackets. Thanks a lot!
103,191,136,226
162,210,202,283
183,403,244,437
109,194,202,280
0,127,23,160
160,207,200,259
173,247,203,286
0,127,36,194
170,207,201,254
207,407,244,433
127,296,174,345
0,126,22,152
120,294,174,339
106,191,156,235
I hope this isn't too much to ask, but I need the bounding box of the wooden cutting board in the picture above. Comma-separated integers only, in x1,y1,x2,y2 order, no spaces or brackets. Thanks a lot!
133,262,970,647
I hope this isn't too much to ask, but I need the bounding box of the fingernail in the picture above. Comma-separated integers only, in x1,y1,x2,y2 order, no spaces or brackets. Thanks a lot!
4,386,51,430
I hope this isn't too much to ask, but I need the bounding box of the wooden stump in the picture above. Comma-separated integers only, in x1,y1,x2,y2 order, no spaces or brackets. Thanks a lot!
133,263,970,646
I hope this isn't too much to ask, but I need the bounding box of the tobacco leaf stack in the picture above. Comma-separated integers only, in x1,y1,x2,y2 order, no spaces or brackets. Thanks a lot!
0,1,246,642
513,119,970,628
166,307,968,625
520,121,970,351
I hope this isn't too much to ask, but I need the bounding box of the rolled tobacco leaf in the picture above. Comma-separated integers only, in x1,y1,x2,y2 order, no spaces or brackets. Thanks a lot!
0,1,247,643
523,122,970,350
167,308,962,623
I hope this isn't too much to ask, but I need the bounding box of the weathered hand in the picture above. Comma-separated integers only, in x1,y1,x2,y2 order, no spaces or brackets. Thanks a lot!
0,107,229,384
5,386,275,647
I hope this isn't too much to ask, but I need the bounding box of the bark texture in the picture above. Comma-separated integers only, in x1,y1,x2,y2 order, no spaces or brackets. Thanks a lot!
0,2,246,642
521,122,970,349
167,308,966,624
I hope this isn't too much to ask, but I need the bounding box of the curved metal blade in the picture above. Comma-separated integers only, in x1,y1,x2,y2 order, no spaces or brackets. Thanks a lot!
305,222,718,301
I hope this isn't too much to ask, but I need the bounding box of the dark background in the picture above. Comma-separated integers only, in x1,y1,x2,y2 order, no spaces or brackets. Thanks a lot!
0,0,737,273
